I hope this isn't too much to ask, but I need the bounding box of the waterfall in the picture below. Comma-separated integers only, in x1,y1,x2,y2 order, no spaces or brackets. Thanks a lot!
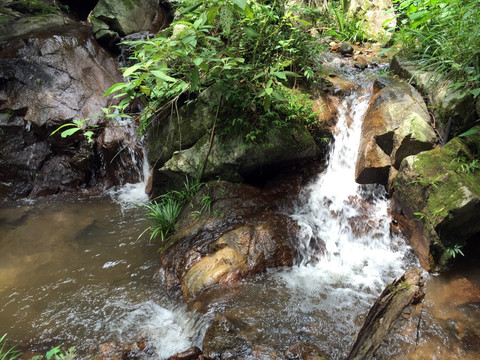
107,117,151,207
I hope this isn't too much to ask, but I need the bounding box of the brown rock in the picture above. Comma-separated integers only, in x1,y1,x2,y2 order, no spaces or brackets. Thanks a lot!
286,342,331,360
167,346,202,360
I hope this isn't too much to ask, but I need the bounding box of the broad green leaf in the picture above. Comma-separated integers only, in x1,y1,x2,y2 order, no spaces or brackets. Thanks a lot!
193,57,204,66
181,3,202,14
190,67,200,91
123,63,143,77
244,27,259,39
207,5,221,24
61,127,82,138
245,4,254,19
263,95,271,112
231,0,247,11
273,71,287,80
265,87,273,95
151,70,177,83
469,88,480,98
104,82,128,96
271,91,286,101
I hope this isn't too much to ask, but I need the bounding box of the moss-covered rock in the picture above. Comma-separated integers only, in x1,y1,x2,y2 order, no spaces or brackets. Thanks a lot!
393,127,480,270
158,118,320,184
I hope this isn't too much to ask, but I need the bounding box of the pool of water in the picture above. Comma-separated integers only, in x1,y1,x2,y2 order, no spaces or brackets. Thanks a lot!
0,195,205,358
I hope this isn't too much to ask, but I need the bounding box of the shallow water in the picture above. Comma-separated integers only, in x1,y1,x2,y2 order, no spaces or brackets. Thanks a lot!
0,196,205,358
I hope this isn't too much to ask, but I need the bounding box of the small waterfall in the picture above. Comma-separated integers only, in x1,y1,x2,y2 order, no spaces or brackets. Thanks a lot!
106,117,151,206
290,87,413,286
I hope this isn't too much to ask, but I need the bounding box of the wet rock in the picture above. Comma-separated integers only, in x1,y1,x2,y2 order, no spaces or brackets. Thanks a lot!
160,180,300,300
202,313,278,360
347,268,425,360
390,56,478,138
393,130,480,270
355,77,437,186
286,342,331,360
90,0,169,50
167,346,202,360
340,42,354,56
0,23,143,198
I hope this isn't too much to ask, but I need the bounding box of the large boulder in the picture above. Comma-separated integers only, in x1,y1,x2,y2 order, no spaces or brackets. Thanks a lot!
158,119,320,186
0,23,143,198
392,127,480,270
390,56,478,139
355,77,437,187
159,176,310,301
89,0,169,49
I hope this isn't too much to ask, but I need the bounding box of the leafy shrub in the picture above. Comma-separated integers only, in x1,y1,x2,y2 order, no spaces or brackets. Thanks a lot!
105,0,322,142
387,0,480,98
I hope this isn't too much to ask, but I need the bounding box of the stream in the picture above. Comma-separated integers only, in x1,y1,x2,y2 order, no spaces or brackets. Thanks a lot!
1,62,479,359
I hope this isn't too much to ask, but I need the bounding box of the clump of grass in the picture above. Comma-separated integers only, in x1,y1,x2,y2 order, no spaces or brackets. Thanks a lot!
0,334,20,360
138,176,204,251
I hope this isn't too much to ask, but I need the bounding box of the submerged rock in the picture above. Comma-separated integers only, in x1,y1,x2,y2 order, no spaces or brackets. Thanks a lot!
393,128,480,270
355,77,437,187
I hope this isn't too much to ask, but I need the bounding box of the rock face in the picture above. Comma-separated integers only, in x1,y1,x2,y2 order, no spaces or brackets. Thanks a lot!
393,128,480,270
390,56,478,139
90,0,169,49
159,170,318,301
0,23,143,198
355,77,437,187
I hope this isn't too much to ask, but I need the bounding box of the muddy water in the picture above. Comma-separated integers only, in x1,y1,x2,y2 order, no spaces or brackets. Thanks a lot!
0,196,204,358
377,265,480,360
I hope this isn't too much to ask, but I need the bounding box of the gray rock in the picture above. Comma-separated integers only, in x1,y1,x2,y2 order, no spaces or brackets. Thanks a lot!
90,0,168,49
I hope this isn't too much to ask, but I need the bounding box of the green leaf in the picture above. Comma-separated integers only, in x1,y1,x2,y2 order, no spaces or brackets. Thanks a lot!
263,95,272,112
265,87,273,95
151,70,177,83
271,91,286,101
181,3,202,14
458,128,479,137
207,5,221,24
245,3,254,19
231,0,247,11
469,88,480,98
104,82,128,96
273,71,287,80
123,63,143,78
244,27,259,39
190,67,200,91
193,57,204,66
61,127,82,138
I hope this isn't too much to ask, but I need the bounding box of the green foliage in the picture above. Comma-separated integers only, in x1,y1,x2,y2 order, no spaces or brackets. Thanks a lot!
322,2,368,42
31,345,77,360
138,175,204,251
0,334,20,360
446,244,464,258
50,118,99,143
450,157,480,174
106,0,322,142
388,0,480,96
